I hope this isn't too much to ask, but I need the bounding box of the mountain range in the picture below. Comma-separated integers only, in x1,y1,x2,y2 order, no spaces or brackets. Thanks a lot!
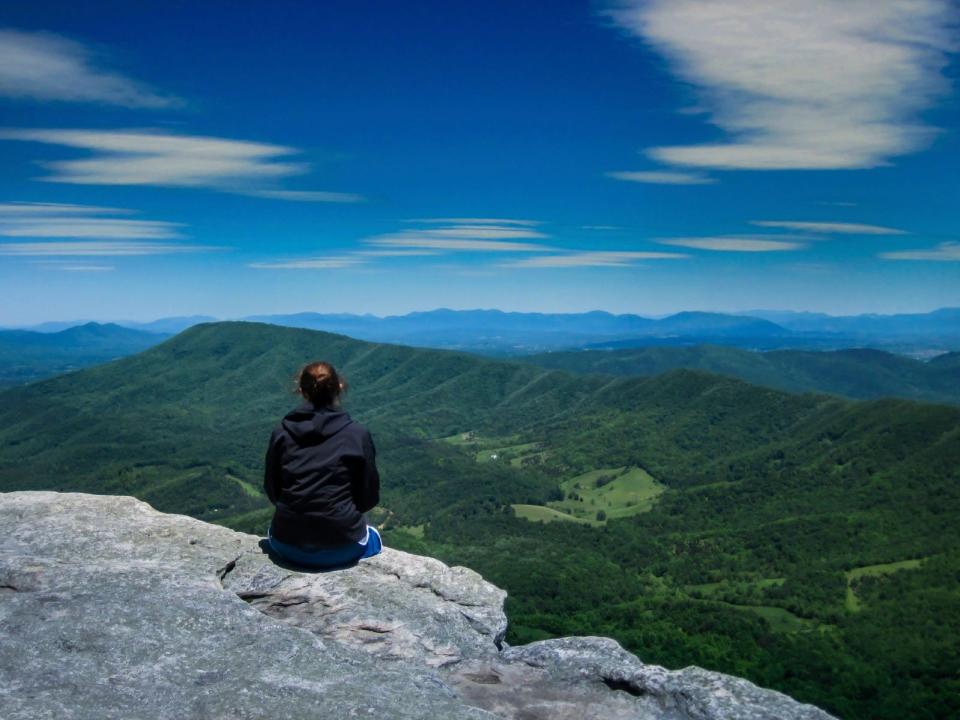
3,314,958,407
7,307,960,355
521,345,960,405
0,322,169,388
0,321,956,719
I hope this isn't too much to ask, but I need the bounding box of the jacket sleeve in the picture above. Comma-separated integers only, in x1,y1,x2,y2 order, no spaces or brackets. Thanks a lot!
263,429,284,505
350,429,380,513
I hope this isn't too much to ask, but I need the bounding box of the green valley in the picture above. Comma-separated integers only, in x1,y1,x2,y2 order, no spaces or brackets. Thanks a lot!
0,321,957,720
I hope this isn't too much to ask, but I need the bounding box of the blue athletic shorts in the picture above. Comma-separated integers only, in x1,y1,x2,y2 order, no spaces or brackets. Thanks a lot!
267,525,383,569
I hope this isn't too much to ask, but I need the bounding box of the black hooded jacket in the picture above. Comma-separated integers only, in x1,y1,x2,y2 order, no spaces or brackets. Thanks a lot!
264,403,380,547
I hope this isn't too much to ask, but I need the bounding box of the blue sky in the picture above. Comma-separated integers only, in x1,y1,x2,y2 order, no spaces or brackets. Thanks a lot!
0,0,958,324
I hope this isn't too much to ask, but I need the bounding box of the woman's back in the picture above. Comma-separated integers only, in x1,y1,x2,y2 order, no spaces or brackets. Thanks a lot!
263,362,380,554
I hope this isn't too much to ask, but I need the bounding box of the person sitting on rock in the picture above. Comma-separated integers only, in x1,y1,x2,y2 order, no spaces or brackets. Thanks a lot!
263,360,382,569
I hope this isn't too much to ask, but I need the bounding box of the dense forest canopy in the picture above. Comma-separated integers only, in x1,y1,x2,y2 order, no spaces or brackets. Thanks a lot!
520,345,960,405
0,322,957,719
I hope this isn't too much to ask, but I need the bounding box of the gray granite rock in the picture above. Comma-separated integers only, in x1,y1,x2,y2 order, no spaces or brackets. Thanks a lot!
498,637,835,720
0,492,837,720
223,537,507,668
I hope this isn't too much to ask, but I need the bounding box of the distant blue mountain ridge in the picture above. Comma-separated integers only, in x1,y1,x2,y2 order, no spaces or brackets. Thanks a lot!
5,308,959,356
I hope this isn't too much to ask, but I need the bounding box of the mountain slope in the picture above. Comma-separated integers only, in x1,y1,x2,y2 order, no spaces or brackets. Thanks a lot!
0,321,957,720
747,307,960,337
520,345,960,404
0,322,169,388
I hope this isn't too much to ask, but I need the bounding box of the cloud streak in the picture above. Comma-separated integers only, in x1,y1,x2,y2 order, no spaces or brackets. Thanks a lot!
364,221,551,253
0,128,364,201
0,218,182,239
0,28,179,107
0,201,218,256
242,190,365,203
751,220,908,235
406,218,542,226
503,251,687,268
249,256,367,270
657,236,806,252
367,236,548,252
609,0,957,170
253,219,695,271
880,242,960,261
33,261,116,271
0,201,182,239
0,242,212,256
606,170,715,185
0,202,131,216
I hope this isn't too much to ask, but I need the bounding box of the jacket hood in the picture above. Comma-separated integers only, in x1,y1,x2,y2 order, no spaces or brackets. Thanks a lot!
281,403,353,443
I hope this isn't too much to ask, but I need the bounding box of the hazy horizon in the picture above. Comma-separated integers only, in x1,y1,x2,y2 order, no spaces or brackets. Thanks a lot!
6,304,960,331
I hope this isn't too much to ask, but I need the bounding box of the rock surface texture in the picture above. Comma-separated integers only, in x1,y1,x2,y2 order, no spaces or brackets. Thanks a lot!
0,492,836,719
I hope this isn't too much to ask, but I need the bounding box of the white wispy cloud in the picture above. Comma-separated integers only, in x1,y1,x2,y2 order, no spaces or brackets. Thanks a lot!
252,221,550,270
0,201,220,256
0,242,212,256
0,128,364,201
0,128,300,186
656,236,806,252
581,225,621,231
417,226,547,240
0,28,179,107
354,249,441,257
606,170,715,185
880,242,960,261
0,201,182,239
502,251,687,268
0,218,182,239
33,261,116,271
249,256,367,269
368,236,548,252
0,202,130,215
243,190,365,203
364,222,551,253
751,220,908,235
406,218,542,226
609,0,957,170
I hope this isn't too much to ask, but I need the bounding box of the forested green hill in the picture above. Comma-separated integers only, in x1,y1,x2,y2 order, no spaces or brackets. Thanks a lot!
0,321,957,719
521,345,960,404
0,322,167,388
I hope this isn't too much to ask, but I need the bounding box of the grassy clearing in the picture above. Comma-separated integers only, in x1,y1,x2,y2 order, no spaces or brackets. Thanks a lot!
475,442,542,464
844,558,926,612
687,577,785,596
737,604,815,632
512,466,666,526
686,581,724,596
227,474,263,498
548,466,666,521
688,596,813,632
440,432,547,466
512,503,592,525
846,558,926,580
441,431,482,447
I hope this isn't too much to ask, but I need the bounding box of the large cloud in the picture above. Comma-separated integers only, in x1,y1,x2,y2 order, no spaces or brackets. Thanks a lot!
609,0,957,170
0,29,177,107
0,201,213,256
0,128,363,201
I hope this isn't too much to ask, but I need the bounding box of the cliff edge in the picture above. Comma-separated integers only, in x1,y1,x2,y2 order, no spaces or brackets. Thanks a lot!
0,492,835,719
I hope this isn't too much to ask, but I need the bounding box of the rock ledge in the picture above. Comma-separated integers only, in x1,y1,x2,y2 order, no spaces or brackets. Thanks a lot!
0,492,835,719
